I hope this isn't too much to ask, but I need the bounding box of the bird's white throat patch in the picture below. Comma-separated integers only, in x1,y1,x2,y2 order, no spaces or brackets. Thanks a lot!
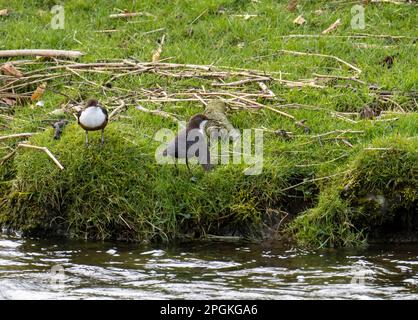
79,106,106,129
199,120,208,133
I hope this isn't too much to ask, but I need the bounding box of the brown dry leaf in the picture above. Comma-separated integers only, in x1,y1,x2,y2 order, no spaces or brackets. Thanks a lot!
293,15,306,25
287,0,298,12
152,34,166,62
31,83,47,102
152,47,162,62
237,42,245,49
322,18,341,34
0,62,23,78
0,9,9,16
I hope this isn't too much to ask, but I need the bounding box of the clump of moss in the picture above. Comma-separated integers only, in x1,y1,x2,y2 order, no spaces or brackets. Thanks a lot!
290,136,418,248
0,123,154,240
0,122,296,242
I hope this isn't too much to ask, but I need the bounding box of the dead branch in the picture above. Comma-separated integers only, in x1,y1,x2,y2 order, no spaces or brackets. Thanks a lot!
17,143,64,170
212,76,271,87
109,100,127,119
279,49,362,75
331,112,359,124
264,106,296,120
295,153,349,167
109,12,156,19
0,49,83,59
0,149,17,165
193,94,208,106
370,0,417,4
190,9,208,25
310,130,364,139
313,73,366,85
341,139,354,148
364,147,394,151
281,34,415,40
322,19,341,34
135,105,178,121
279,170,352,192
0,133,36,141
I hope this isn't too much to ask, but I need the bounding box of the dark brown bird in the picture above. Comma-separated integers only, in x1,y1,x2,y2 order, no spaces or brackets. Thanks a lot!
162,114,214,173
77,99,108,147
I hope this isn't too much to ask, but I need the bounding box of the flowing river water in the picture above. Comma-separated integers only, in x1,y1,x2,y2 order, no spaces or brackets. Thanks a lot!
0,233,417,299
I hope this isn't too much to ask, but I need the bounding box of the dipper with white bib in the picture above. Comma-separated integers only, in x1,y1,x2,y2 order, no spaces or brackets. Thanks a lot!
163,114,214,173
77,99,108,147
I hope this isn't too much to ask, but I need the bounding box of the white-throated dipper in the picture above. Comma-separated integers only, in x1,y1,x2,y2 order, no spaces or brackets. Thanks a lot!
77,99,108,147
162,114,214,173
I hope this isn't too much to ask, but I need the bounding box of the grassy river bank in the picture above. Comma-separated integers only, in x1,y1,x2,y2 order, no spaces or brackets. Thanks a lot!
0,0,416,247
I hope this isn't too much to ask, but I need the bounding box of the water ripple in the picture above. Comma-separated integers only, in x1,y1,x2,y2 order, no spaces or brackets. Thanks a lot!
1,234,418,299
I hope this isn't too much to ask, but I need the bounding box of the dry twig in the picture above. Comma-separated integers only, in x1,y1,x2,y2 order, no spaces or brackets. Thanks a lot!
17,143,64,170
0,143,64,170
322,19,341,34
279,49,362,75
135,105,178,121
279,170,352,192
0,132,36,141
0,49,83,59
109,100,127,119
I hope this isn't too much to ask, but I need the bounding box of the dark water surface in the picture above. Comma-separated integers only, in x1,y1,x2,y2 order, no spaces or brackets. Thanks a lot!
0,233,417,299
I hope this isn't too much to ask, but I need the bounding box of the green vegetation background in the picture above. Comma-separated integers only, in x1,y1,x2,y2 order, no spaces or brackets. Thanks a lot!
0,0,417,247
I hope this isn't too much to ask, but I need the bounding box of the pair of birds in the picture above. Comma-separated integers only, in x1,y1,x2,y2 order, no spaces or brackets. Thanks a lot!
77,99,213,172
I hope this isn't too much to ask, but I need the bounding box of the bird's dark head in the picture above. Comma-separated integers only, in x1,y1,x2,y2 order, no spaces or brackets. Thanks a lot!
86,99,99,107
187,114,209,129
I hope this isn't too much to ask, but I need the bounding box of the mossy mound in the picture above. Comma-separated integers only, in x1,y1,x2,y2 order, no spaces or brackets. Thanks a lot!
0,122,298,242
291,136,418,248
1,0,417,247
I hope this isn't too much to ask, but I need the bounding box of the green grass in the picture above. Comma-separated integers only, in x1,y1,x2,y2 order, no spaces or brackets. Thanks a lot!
0,0,417,246
290,135,418,248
